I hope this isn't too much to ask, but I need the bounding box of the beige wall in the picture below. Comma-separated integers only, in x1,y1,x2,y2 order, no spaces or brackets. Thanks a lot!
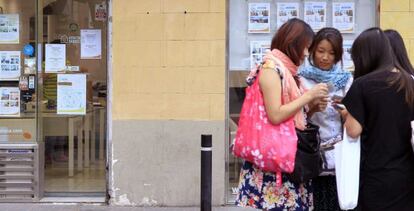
380,0,414,63
110,0,227,206
112,0,226,121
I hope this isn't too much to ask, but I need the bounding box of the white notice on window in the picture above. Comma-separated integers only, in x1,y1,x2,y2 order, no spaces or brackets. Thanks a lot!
45,44,66,73
277,3,299,29
0,51,21,80
0,87,20,117
304,2,327,32
0,14,19,44
57,74,86,115
332,2,355,33
248,3,270,33
81,29,102,59
250,41,270,69
343,40,354,72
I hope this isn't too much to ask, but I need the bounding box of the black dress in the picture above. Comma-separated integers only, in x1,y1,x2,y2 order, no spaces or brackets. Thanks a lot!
342,71,414,211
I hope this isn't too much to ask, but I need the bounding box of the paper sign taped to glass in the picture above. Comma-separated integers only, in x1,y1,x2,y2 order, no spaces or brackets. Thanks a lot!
57,74,87,115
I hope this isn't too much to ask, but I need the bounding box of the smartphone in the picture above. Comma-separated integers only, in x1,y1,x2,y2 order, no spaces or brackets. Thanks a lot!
332,103,345,110
331,94,344,101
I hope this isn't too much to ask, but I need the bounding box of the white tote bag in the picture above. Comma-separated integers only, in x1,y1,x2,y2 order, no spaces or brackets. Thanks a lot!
335,127,360,210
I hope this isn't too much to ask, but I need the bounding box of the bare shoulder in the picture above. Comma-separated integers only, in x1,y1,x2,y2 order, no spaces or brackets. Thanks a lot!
259,62,281,87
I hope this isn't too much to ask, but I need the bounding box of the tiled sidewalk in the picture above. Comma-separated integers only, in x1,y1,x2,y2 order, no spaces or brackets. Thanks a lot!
0,204,256,211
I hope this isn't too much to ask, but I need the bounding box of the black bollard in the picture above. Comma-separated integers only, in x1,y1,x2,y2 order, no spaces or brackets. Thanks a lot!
201,134,212,211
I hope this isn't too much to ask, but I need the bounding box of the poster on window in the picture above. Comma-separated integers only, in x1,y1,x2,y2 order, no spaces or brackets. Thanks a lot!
95,3,107,21
57,74,86,115
343,40,354,71
250,41,271,69
304,2,326,31
248,3,270,33
45,44,66,73
0,51,20,80
277,3,299,29
0,87,20,117
0,14,19,44
81,29,102,59
332,2,355,33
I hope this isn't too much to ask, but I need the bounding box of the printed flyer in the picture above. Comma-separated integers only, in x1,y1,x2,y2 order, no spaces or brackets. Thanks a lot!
0,51,21,80
250,41,270,69
248,3,270,33
343,40,354,71
304,2,326,31
81,29,102,59
0,87,20,117
57,74,86,115
45,44,66,72
277,3,299,29
0,14,19,44
332,2,355,33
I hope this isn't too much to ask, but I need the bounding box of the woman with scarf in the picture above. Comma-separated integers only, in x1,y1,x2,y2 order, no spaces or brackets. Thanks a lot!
236,19,329,210
298,27,353,211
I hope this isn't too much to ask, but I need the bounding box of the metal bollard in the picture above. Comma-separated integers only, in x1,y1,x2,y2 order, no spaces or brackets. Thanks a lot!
201,134,212,211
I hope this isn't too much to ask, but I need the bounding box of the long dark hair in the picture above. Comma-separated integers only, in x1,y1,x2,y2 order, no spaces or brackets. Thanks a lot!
309,27,343,66
352,27,414,107
271,18,314,66
351,27,394,78
384,29,414,107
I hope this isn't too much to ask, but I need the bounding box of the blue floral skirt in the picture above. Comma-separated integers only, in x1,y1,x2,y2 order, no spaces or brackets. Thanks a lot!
236,161,314,211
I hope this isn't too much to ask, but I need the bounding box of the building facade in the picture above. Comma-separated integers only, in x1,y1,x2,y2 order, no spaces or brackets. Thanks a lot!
0,0,411,207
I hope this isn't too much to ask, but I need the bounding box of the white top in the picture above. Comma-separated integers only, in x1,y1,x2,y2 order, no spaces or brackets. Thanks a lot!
300,76,353,174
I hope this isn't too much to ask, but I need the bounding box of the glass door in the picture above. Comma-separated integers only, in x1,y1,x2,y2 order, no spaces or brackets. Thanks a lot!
37,0,107,195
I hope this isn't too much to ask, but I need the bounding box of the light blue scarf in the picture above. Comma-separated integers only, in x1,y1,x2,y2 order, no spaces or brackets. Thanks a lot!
298,59,351,90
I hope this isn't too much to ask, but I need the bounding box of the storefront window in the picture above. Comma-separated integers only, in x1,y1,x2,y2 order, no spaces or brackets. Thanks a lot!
227,0,378,203
0,0,108,199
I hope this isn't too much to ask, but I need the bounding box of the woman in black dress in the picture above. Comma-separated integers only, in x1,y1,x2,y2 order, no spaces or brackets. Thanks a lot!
339,28,414,210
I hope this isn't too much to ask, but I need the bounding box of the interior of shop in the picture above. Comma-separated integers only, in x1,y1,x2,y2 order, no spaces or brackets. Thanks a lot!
0,0,108,198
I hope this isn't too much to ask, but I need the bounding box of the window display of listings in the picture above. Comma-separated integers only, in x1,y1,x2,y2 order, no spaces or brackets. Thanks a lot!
332,2,355,33
250,40,270,68
304,2,327,31
276,3,299,29
248,3,270,33
0,14,20,44
0,87,20,117
0,51,21,80
343,40,354,71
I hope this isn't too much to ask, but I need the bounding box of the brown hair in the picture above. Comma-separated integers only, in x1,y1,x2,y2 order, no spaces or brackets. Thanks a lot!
309,27,343,65
271,18,314,66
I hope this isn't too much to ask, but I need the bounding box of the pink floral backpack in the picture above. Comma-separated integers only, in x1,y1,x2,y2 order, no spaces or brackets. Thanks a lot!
232,60,298,186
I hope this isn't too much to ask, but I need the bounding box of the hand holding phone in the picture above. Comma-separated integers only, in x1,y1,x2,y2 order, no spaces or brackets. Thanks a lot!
332,103,345,110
